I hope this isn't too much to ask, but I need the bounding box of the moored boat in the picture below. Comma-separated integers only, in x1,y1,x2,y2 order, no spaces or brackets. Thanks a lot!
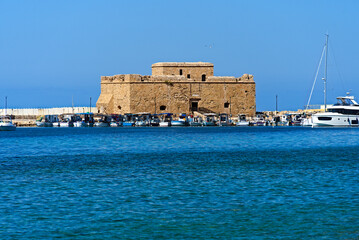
150,114,160,126
202,113,216,126
236,114,249,126
94,114,111,127
218,113,231,126
159,113,172,127
135,113,151,126
188,115,203,126
122,114,135,126
171,113,188,126
73,113,94,127
0,116,16,131
36,115,53,127
59,114,75,127
312,95,359,127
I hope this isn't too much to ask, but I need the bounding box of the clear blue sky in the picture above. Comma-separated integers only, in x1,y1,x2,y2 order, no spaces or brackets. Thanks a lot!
1,0,359,111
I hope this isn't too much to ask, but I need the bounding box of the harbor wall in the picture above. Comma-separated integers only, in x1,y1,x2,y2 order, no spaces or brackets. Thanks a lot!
0,107,98,116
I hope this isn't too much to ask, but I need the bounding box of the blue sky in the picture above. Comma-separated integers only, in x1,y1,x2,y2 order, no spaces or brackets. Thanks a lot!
1,0,359,111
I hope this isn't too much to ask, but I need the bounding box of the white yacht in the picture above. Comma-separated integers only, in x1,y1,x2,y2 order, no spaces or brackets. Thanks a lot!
0,116,16,131
312,96,359,127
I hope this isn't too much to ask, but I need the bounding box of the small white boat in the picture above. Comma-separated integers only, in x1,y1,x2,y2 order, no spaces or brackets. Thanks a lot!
94,114,111,127
236,114,249,126
59,114,75,127
110,120,122,127
203,113,216,126
0,116,16,131
73,121,86,127
301,117,313,127
135,113,151,126
188,116,203,126
36,115,60,127
0,98,16,131
150,115,160,126
171,113,188,126
218,113,231,126
159,113,172,127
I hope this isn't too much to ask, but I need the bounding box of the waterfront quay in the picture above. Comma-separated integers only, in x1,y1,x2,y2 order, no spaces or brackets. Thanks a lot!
0,107,96,127
1,106,323,127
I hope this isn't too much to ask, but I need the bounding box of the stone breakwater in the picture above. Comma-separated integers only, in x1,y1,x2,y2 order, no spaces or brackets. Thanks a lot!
0,107,97,127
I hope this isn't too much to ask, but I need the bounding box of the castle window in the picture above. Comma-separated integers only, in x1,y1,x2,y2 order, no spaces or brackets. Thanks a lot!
118,105,121,110
202,74,206,81
160,105,166,110
179,69,183,75
187,74,190,79
224,102,230,108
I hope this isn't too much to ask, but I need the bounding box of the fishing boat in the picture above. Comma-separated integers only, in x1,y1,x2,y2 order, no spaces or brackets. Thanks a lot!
188,116,203,126
110,114,122,127
59,114,75,127
73,115,86,127
202,113,216,126
122,114,135,127
0,97,16,131
236,114,249,126
159,113,172,127
218,113,231,126
94,114,111,127
171,113,188,126
36,115,54,127
73,113,94,127
135,113,151,126
150,114,160,126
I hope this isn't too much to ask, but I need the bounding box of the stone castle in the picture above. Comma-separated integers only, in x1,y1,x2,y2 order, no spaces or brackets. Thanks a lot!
96,62,256,116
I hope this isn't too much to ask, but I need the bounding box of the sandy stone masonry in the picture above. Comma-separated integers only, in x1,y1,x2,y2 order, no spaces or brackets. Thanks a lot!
96,62,256,116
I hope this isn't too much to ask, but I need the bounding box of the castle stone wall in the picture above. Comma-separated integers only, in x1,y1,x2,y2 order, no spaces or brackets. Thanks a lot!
97,62,256,116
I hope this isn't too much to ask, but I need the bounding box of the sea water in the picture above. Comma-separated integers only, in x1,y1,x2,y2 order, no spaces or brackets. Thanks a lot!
0,127,358,239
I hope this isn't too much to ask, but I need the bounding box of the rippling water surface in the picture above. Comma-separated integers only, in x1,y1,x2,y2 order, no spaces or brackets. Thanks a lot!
1,127,359,239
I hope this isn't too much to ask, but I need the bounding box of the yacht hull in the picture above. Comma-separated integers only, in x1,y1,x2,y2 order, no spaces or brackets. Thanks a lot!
312,113,359,127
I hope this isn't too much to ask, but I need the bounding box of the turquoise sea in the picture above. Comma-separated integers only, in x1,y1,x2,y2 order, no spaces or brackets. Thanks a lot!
1,127,359,239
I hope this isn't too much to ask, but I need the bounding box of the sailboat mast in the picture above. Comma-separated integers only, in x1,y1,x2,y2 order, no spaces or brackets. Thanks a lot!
324,34,329,112
5,96,7,116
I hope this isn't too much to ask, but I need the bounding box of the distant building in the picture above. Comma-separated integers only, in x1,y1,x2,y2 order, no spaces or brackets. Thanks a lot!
96,62,256,116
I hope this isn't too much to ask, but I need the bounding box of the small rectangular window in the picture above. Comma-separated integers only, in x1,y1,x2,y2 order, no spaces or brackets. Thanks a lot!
187,74,190,79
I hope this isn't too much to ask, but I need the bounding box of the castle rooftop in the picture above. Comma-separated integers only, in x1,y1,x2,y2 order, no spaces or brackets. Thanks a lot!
152,62,214,67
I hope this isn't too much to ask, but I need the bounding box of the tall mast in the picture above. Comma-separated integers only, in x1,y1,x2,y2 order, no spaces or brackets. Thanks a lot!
5,96,7,116
324,34,329,112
